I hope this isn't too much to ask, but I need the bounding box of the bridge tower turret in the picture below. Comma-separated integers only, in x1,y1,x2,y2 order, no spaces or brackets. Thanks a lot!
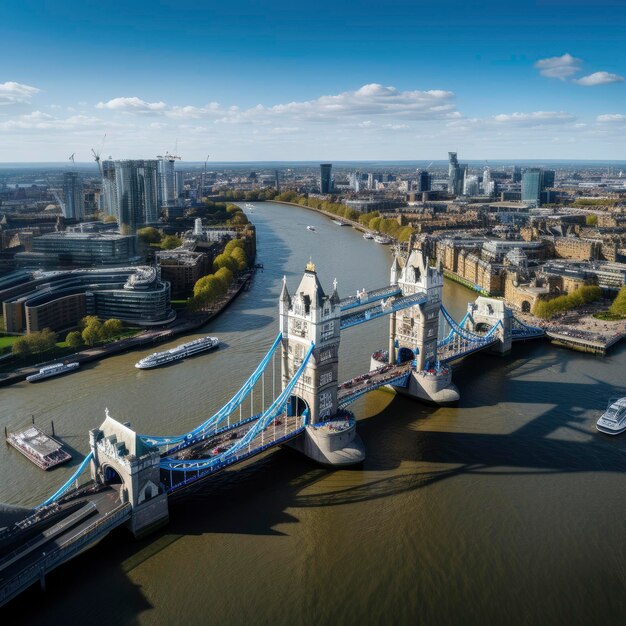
280,260,341,424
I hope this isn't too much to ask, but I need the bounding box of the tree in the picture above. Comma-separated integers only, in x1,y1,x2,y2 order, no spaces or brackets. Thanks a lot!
213,253,239,272
66,330,84,349
224,238,244,255
82,320,103,346
229,212,249,226
27,328,57,354
230,246,247,271
214,267,234,291
609,286,626,317
80,315,100,330
12,337,30,357
102,318,123,340
161,235,182,250
585,214,598,227
137,226,162,244
103,215,118,223
193,275,223,308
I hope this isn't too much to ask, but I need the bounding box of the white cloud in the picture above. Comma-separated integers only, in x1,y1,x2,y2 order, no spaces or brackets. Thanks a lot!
492,111,575,124
574,71,624,86
0,81,41,105
597,113,626,123
535,53,582,80
96,96,167,113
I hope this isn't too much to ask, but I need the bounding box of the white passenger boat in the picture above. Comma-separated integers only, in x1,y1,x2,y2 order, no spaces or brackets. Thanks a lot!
135,336,220,369
374,234,392,244
307,225,316,231
363,232,374,240
596,397,626,435
332,219,348,226
26,362,80,383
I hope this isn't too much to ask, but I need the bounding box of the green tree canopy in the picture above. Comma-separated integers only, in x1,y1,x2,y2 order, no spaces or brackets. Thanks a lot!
82,320,103,346
102,318,123,339
230,246,247,270
12,337,30,357
137,226,162,244
65,330,84,349
213,253,239,272
161,235,182,250
609,286,626,317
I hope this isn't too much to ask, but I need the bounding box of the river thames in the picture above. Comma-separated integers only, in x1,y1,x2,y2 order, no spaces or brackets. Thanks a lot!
1,201,625,625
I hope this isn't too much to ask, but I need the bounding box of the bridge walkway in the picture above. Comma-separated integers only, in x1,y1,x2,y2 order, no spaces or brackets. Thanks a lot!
0,488,130,607
338,363,413,407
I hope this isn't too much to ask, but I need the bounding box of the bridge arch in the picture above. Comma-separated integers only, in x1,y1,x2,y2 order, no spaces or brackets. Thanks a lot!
103,464,123,485
287,395,310,421
397,347,416,364
474,322,493,334
521,300,531,313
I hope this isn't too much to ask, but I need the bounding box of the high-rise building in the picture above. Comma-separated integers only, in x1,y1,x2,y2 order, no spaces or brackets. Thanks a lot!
320,163,333,194
101,160,118,218
157,156,177,208
448,152,465,195
463,174,479,196
512,165,522,183
114,160,159,233
542,169,556,189
62,172,84,220
275,169,280,192
418,170,431,192
482,167,495,196
521,168,543,205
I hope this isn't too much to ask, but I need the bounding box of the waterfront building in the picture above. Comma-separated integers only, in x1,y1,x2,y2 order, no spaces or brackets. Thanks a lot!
62,172,84,220
1,266,174,333
20,231,138,268
320,163,333,194
156,249,212,297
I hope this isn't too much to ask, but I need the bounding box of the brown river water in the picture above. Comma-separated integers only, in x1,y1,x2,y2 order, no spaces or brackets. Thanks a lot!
1,201,624,625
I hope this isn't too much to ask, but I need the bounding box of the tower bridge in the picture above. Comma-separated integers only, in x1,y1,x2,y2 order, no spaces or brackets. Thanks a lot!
0,242,545,607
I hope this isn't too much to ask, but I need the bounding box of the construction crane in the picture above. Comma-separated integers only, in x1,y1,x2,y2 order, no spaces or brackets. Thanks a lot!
69,153,75,167
92,133,108,214
156,152,182,161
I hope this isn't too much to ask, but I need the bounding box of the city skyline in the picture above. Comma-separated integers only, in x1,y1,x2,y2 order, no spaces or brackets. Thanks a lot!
1,0,625,161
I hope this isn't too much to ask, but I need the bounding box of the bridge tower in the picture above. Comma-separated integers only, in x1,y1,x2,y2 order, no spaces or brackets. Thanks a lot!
386,240,460,404
279,260,341,424
89,411,169,538
279,260,365,465
466,296,513,355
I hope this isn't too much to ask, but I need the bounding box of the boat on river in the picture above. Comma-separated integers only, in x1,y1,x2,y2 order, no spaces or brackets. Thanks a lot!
307,225,316,232
135,336,220,369
596,397,626,435
374,234,393,244
363,232,374,240
26,362,80,383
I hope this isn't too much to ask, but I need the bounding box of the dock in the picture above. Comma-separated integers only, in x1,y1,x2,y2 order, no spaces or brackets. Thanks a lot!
6,426,71,470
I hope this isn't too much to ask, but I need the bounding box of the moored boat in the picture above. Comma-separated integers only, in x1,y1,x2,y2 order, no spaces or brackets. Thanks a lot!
363,232,374,240
26,362,80,383
374,234,392,244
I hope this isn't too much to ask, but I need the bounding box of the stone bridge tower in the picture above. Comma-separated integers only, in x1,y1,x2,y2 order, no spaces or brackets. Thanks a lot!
389,240,443,370
279,260,342,424
465,296,513,355
90,411,169,538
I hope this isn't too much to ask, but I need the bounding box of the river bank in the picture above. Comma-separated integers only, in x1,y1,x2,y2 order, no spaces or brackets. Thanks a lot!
0,270,255,388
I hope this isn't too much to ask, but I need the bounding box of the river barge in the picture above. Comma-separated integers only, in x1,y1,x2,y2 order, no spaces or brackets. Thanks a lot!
6,426,71,470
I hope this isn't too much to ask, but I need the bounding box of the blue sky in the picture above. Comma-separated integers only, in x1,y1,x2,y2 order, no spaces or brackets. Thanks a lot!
1,0,625,161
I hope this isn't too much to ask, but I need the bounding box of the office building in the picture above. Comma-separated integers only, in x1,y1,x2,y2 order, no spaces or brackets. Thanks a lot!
62,172,84,220
448,152,466,196
320,163,333,194
1,266,174,333
418,171,431,192
521,168,555,205
157,156,177,208
114,160,159,232
21,231,138,267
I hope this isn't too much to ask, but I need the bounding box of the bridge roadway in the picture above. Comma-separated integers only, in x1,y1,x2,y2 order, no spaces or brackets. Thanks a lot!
0,488,130,607
161,414,306,493
338,363,413,406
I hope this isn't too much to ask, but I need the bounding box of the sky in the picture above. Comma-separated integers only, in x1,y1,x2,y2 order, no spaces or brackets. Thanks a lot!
1,0,625,162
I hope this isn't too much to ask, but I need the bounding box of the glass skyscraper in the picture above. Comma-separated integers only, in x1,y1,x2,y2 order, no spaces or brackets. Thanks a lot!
114,160,159,233
62,172,84,220
320,163,333,194
521,168,543,205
